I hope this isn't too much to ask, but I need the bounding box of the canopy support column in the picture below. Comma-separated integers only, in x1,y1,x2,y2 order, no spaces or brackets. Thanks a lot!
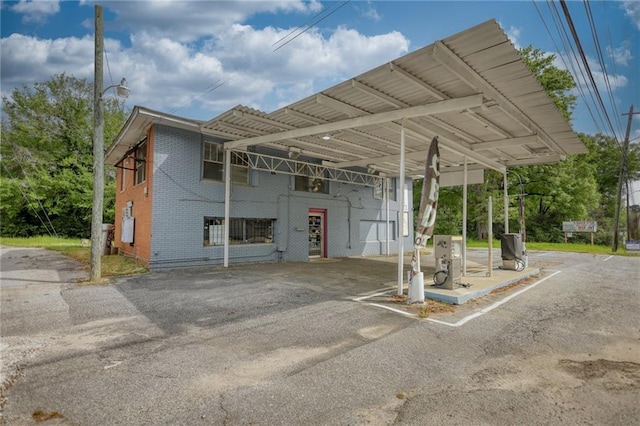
397,123,406,296
487,196,493,277
223,149,231,267
385,177,390,256
504,171,509,234
462,156,468,276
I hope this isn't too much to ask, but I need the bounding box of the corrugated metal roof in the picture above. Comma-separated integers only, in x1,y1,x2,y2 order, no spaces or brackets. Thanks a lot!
108,19,586,178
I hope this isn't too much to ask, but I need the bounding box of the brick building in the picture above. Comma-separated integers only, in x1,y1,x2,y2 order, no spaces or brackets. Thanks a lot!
107,108,409,269
105,20,586,276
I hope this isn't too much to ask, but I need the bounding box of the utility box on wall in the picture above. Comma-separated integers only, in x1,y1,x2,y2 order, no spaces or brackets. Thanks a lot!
433,235,462,290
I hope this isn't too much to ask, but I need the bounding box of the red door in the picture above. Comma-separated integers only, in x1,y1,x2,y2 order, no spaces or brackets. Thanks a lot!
308,209,327,258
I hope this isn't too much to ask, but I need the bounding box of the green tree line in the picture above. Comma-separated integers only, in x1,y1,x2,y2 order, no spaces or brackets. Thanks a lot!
1,74,126,237
417,46,640,244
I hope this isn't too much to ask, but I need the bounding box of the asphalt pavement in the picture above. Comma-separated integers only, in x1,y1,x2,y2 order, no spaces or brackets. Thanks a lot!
1,246,639,425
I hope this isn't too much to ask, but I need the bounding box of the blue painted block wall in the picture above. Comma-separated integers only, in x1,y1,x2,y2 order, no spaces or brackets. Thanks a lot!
149,124,414,269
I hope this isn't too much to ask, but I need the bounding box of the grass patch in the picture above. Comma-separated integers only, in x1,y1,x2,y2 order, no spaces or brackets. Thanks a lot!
0,236,147,278
463,239,638,256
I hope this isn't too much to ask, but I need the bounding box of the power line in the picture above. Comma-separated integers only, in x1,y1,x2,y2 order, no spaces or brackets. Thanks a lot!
531,0,602,133
583,0,624,136
273,1,351,52
1,162,56,237
271,2,337,48
559,0,619,140
168,79,226,115
168,1,352,114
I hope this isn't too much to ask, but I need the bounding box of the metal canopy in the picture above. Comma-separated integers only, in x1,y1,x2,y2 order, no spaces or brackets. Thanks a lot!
107,20,586,178
199,19,585,177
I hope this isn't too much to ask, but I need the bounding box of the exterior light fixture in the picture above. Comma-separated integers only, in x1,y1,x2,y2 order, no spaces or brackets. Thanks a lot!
322,135,331,140
103,77,130,98
288,147,301,159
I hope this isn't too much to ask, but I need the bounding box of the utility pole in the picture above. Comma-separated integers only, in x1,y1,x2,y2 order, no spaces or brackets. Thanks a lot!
90,5,104,281
612,105,638,252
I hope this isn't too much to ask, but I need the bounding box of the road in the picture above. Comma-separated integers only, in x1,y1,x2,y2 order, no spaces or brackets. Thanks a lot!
1,246,639,425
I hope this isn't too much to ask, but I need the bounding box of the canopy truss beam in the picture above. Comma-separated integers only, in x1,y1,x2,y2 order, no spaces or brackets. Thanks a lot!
236,150,382,187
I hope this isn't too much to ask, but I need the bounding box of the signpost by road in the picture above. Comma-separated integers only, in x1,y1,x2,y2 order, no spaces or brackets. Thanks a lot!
562,221,598,244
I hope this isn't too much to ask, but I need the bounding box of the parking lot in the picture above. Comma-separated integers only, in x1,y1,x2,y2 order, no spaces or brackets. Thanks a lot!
1,247,639,425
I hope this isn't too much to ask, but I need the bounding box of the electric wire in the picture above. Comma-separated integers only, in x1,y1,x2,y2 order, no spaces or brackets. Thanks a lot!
168,79,226,115
559,0,619,140
273,1,351,52
271,2,338,48
1,162,56,237
583,0,624,136
170,1,351,114
16,160,59,237
531,0,602,133
547,0,609,135
104,45,117,97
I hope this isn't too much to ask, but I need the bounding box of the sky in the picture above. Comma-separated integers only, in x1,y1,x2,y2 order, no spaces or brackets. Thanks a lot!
1,1,639,192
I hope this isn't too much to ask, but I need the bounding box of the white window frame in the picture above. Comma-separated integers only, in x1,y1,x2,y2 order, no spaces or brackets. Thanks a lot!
203,142,249,185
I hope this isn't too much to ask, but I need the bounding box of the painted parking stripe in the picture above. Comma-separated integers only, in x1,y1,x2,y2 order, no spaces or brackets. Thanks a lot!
424,270,562,327
353,290,395,302
354,271,563,326
367,303,417,317
603,255,614,262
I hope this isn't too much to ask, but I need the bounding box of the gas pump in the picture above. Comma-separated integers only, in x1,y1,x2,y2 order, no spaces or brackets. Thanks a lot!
433,235,462,289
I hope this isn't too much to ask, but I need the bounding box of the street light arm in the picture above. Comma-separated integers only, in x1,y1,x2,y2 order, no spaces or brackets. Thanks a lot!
102,77,130,98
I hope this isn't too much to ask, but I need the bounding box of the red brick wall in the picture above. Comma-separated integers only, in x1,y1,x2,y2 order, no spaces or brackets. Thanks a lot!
113,126,154,266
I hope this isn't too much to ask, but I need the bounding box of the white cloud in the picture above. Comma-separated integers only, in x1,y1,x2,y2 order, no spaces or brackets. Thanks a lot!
97,0,324,43
587,57,629,92
0,34,94,90
623,0,640,30
504,25,522,49
357,1,381,22
559,51,628,94
606,41,633,66
1,21,409,120
10,0,60,23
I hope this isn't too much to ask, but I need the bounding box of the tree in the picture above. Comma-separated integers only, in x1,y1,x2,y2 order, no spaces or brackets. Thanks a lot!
0,74,126,237
413,44,598,242
519,46,578,122
499,47,602,242
580,132,640,242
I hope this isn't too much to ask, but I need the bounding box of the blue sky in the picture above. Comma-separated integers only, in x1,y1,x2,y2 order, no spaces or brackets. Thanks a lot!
1,0,639,147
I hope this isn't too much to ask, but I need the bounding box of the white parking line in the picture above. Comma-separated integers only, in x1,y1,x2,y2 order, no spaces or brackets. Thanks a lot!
424,270,562,327
603,255,614,262
368,303,417,317
353,290,394,302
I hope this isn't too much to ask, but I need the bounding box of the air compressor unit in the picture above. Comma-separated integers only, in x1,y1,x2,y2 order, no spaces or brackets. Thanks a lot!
500,233,524,271
433,235,462,289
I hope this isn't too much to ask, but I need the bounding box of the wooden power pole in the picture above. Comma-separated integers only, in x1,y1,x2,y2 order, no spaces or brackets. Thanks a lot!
90,5,104,281
612,105,637,252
